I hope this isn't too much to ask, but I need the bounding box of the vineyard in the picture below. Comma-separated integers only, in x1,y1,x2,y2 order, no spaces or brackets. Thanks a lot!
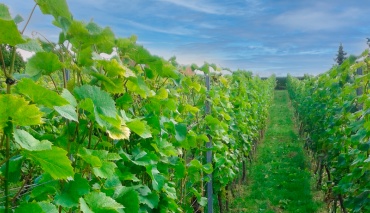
287,51,370,212
0,1,276,212
3,1,370,213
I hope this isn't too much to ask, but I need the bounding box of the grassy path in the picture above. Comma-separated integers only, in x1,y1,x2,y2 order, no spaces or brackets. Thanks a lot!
231,90,323,212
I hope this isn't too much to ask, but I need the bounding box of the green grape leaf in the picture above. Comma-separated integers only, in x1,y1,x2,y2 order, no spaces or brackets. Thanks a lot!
90,72,124,94
22,146,74,180
25,52,63,77
198,197,208,207
17,78,69,107
127,119,152,139
30,173,59,201
0,4,12,19
54,105,78,122
14,129,52,151
80,197,94,213
35,0,72,21
120,149,158,166
202,163,213,174
0,4,25,45
80,192,123,213
14,203,43,213
55,174,90,208
114,187,140,213
138,188,159,209
17,38,43,52
126,76,152,98
38,202,58,213
77,47,93,66
0,155,23,183
14,202,58,213
147,165,165,191
13,14,24,24
74,85,116,118
99,59,135,78
93,161,117,179
175,123,187,142
0,94,43,129
0,19,25,46
78,148,102,168
61,89,77,107
154,87,168,100
116,94,133,110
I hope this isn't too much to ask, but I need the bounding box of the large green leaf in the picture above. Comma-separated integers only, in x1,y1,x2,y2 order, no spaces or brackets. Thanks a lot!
17,78,68,107
90,71,124,94
17,38,44,52
14,129,52,151
25,52,63,77
22,146,74,180
17,79,78,121
137,186,159,209
0,4,25,45
0,20,25,46
80,192,123,213
126,76,152,98
35,0,71,21
54,105,78,122
93,161,117,179
175,123,187,142
55,174,90,208
98,59,135,78
0,4,12,19
126,119,152,139
14,202,58,213
74,85,116,118
0,94,43,129
147,165,165,191
15,203,43,213
114,187,140,213
61,89,77,107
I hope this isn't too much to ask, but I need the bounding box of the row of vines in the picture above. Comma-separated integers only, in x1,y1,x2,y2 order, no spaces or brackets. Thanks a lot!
287,49,370,212
0,1,275,212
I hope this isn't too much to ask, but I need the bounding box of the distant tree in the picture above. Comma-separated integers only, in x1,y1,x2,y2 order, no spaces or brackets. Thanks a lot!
335,43,347,65
0,45,26,74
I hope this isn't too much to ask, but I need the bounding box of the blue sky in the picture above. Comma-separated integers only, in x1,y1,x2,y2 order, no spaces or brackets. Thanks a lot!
3,0,370,76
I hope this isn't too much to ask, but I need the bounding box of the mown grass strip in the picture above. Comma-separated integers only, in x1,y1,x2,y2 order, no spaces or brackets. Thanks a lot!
230,90,323,213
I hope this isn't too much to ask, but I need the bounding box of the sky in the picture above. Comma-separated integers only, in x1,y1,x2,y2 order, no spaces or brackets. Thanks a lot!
3,0,370,77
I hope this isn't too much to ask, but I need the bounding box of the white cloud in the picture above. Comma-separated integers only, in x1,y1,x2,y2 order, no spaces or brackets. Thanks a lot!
273,7,361,31
158,0,232,15
121,18,194,36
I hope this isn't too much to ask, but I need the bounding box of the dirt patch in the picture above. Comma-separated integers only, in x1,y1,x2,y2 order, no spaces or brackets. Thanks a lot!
287,152,297,158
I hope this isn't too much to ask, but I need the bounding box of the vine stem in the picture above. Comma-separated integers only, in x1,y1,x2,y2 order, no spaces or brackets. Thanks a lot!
11,166,33,204
21,3,37,34
49,75,60,94
4,135,10,213
0,46,7,77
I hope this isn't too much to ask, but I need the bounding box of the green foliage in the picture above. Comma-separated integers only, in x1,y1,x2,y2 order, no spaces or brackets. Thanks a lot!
0,4,25,46
22,147,74,180
287,53,370,212
0,1,275,212
25,52,63,77
0,45,26,74
0,94,43,129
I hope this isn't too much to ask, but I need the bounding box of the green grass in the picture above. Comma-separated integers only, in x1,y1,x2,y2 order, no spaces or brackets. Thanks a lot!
230,90,324,213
